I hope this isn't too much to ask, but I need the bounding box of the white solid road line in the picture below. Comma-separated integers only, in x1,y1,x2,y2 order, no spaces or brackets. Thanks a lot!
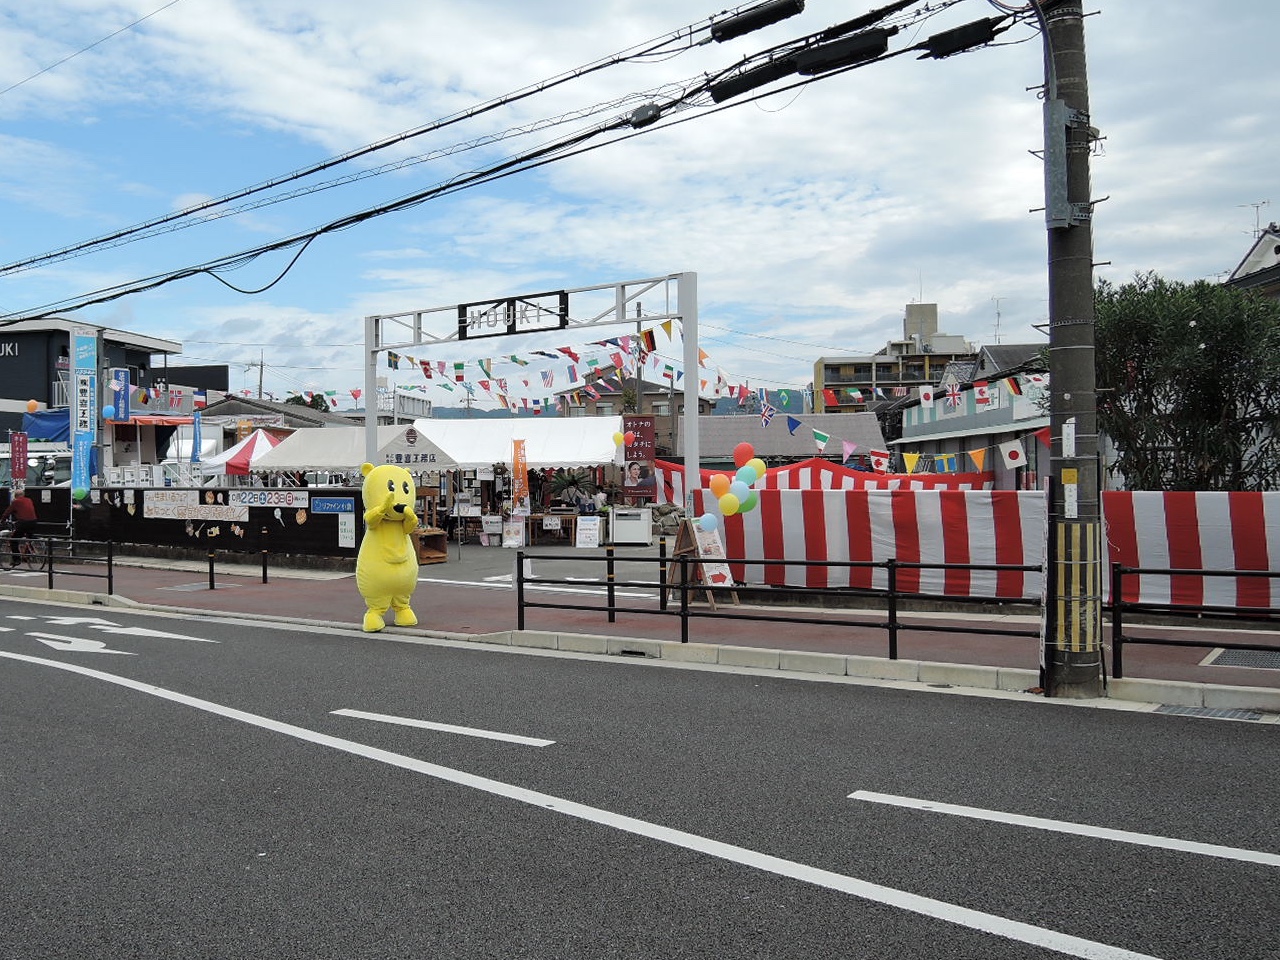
331,708,554,747
0,650,1166,960
849,791,1280,868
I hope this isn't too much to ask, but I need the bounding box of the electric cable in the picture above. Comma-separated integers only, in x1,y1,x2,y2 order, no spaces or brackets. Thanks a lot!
0,3,760,278
1,0,1023,324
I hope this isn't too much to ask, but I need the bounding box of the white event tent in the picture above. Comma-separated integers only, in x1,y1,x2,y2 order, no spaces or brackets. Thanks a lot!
252,425,453,473
411,416,624,470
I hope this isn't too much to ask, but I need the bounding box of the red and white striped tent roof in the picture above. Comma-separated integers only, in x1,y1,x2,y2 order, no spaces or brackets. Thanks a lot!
200,428,282,475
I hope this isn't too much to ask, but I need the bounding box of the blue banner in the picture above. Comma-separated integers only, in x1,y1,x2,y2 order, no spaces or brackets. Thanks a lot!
71,328,97,494
108,366,130,422
190,410,202,464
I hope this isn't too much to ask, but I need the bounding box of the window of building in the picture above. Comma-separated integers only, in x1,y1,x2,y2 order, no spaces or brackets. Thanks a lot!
653,401,670,416
596,402,613,415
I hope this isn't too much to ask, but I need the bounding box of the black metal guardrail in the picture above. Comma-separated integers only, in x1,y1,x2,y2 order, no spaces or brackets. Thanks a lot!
1109,563,1280,679
514,545,1045,661
21,536,116,594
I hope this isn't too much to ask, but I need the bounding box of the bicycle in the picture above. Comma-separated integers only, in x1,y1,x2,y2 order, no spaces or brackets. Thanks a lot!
1,521,45,571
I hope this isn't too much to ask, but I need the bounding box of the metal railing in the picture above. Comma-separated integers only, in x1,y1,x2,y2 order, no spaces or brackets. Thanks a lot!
1109,563,1280,679
515,546,1044,660
11,536,116,594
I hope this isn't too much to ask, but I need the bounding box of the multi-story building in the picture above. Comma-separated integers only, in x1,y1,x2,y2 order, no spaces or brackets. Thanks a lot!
812,303,974,413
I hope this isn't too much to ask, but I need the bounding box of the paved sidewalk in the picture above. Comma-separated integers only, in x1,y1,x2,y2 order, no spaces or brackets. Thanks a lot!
2,542,1279,713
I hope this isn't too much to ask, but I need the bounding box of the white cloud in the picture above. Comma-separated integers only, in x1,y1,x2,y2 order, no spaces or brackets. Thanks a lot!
0,0,1275,404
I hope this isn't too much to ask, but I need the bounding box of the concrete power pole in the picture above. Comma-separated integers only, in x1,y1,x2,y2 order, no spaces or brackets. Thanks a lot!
1038,0,1104,697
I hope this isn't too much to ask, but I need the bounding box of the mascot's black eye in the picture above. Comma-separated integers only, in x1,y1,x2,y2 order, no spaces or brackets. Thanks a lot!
387,480,395,491
402,481,410,494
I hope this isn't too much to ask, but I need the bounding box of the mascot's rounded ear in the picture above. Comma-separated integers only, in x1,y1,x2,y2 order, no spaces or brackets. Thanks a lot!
360,462,375,478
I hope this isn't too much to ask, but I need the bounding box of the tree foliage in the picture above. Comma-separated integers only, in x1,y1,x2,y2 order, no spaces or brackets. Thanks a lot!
1095,272,1280,491
284,393,331,412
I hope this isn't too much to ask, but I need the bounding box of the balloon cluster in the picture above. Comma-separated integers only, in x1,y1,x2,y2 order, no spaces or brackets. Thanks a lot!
612,430,636,446
698,441,766,532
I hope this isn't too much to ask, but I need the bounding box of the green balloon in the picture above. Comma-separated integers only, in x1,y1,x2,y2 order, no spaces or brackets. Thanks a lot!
73,487,89,501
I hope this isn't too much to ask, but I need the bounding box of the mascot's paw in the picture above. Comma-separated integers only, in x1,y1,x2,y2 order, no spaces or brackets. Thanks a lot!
363,610,386,633
393,607,418,627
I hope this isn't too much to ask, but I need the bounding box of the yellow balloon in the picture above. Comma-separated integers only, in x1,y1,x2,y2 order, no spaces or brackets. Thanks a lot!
612,431,625,445
747,457,766,478
718,493,740,516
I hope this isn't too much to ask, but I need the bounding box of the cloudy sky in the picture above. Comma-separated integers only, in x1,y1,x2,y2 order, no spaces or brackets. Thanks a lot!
1,0,1275,408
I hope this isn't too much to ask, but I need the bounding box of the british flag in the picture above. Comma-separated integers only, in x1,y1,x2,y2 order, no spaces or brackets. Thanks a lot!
760,402,777,427
945,382,962,408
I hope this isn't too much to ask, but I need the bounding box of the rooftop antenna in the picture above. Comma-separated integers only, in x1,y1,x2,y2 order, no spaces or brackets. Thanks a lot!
991,296,1005,345
1239,200,1271,238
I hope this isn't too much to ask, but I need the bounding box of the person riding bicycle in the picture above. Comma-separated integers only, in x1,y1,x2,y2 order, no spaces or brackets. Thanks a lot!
1,488,38,568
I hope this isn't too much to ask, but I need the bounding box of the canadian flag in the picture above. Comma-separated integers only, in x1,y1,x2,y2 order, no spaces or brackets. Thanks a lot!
999,438,1026,469
868,449,891,473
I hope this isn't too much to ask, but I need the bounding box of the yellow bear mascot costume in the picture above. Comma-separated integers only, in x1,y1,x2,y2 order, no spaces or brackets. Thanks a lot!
355,462,420,633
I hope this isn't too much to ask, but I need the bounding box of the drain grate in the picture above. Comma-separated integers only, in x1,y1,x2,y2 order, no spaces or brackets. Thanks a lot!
1209,648,1280,670
1155,705,1265,721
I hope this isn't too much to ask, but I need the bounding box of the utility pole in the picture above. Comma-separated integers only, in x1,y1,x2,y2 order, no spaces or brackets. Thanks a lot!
1038,0,1104,697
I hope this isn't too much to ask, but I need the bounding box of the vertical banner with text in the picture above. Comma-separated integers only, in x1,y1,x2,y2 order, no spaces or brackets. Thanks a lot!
10,432,28,483
72,327,98,494
622,414,656,499
108,366,131,423
511,438,529,512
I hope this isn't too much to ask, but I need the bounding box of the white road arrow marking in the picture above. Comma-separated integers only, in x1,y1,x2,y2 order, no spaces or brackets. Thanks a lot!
41,617,215,643
29,633,136,656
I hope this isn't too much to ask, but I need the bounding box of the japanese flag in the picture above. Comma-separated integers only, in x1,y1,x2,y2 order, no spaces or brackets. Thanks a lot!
999,438,1026,469
917,384,935,405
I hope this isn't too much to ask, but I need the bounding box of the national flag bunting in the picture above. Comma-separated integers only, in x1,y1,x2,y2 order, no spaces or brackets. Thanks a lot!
999,438,1026,468
760,402,777,427
812,429,830,453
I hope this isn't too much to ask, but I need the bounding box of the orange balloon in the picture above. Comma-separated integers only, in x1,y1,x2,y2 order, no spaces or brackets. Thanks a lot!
708,473,731,498
26,400,38,413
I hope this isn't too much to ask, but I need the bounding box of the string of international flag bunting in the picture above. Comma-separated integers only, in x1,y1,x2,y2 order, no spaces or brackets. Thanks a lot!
127,319,1049,475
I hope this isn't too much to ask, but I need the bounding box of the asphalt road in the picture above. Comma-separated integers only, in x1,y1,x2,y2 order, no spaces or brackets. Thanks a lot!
2,596,1277,960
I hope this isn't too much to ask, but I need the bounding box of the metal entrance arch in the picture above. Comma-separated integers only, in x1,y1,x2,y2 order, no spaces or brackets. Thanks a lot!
362,272,700,509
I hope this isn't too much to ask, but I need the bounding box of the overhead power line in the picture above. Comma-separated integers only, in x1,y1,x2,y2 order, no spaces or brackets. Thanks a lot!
0,0,780,279
0,0,186,99
0,1,1024,325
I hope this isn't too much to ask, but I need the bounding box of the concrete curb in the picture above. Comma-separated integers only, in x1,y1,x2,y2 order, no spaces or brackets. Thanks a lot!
468,629,1280,715
5,584,1279,717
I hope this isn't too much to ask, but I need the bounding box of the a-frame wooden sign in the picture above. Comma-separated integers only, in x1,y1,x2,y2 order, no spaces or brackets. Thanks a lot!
666,518,739,610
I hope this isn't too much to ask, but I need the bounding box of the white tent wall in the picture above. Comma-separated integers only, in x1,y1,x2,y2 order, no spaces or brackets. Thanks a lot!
410,416,624,471
252,425,453,475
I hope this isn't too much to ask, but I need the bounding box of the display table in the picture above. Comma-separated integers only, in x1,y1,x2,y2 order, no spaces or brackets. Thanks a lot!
526,513,578,545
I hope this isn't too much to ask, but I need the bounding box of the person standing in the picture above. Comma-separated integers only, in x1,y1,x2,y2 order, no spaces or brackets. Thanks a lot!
1,488,38,568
